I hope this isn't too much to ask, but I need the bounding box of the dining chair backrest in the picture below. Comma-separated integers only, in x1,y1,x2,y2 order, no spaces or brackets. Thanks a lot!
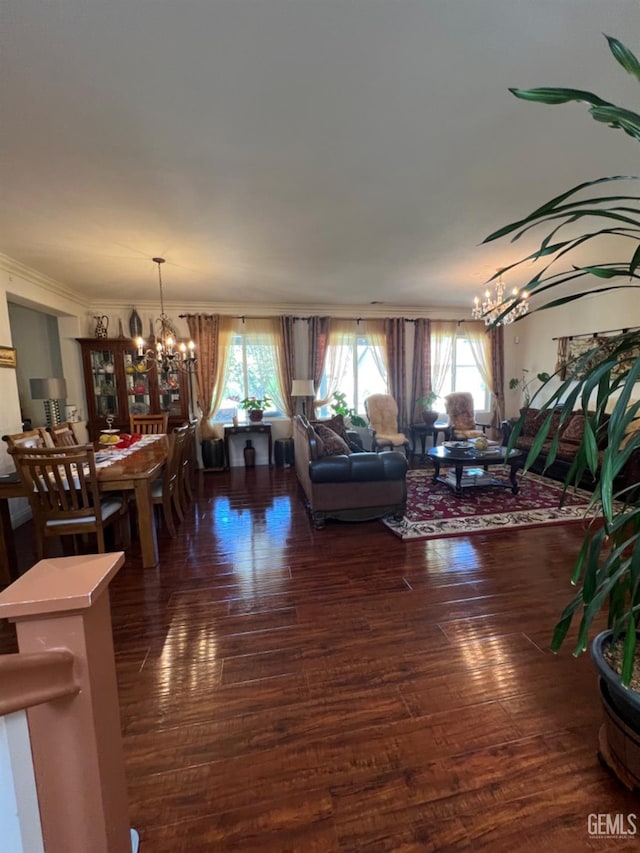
12,444,126,559
130,413,169,434
14,444,100,518
47,421,80,447
177,419,197,510
151,425,188,537
2,428,51,453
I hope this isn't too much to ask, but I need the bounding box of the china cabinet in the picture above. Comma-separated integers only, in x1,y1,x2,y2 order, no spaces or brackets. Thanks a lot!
77,339,191,440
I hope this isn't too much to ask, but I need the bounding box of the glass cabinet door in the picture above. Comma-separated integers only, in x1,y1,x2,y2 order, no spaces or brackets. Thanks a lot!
158,363,184,417
90,348,118,418
124,352,152,417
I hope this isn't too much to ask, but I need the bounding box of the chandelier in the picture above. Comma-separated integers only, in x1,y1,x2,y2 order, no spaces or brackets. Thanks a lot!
472,274,529,326
134,257,196,372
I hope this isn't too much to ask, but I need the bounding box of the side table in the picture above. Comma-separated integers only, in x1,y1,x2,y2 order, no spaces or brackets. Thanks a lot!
409,420,449,463
223,422,273,468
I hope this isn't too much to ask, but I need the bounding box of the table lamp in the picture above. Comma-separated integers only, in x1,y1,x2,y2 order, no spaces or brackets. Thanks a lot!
291,379,316,417
30,377,68,428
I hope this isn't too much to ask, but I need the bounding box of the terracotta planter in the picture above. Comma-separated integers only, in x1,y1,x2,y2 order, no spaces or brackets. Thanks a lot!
249,410,264,422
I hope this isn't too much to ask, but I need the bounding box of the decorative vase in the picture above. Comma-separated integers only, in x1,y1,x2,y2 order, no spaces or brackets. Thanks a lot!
129,308,143,338
243,439,256,467
249,410,264,422
94,315,109,338
421,410,439,427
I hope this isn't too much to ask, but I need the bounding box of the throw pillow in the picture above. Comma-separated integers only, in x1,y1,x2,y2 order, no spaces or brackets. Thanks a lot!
315,423,351,456
312,414,348,440
561,412,585,443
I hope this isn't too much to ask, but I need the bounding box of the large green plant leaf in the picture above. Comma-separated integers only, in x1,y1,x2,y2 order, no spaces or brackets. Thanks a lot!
486,34,640,666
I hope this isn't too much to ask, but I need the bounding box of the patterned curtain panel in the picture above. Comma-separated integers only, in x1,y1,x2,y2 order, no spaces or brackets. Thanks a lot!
309,317,331,420
279,316,296,419
411,318,432,422
384,318,408,428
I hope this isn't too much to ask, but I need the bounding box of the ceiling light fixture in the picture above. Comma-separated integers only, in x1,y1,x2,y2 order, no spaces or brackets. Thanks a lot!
472,273,529,326
134,258,196,372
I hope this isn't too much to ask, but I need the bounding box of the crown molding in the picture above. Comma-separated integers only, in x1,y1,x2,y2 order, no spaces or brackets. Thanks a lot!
85,299,470,321
0,253,88,309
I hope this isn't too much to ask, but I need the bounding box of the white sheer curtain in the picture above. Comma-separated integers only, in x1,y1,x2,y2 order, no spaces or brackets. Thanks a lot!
463,320,493,414
361,319,388,382
226,317,289,414
315,319,356,409
430,321,457,399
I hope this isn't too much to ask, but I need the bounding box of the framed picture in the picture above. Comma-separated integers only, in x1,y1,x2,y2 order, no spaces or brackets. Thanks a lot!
0,346,17,369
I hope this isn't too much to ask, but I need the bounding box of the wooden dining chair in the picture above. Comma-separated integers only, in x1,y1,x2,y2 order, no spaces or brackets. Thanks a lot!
130,413,169,435
12,444,129,560
2,428,51,453
177,420,198,514
47,421,80,447
151,425,188,537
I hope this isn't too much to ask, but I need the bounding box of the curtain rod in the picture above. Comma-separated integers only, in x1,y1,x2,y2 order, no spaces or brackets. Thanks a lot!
179,314,443,324
551,324,640,341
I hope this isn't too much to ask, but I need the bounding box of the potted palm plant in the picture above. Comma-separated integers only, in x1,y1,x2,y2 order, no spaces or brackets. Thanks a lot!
483,33,640,785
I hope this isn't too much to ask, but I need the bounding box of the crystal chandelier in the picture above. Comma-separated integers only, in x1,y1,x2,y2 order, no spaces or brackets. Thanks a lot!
472,274,529,325
134,258,196,372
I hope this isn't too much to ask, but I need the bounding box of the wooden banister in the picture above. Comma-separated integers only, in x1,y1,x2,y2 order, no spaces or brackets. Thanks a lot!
0,552,134,853
0,650,78,716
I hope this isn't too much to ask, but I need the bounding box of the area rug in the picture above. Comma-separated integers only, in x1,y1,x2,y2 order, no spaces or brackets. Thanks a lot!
382,468,596,541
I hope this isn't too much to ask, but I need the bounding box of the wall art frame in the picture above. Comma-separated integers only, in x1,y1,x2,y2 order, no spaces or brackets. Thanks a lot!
0,346,17,369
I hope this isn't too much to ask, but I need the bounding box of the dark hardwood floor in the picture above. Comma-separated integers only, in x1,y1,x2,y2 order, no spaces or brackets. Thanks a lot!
2,463,639,851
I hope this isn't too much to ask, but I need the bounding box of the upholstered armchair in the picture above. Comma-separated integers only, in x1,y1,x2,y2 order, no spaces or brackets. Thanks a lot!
364,394,410,454
444,392,495,441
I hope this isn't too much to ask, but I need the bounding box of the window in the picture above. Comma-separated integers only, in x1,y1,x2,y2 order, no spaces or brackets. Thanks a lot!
213,332,284,422
316,333,387,418
435,333,490,411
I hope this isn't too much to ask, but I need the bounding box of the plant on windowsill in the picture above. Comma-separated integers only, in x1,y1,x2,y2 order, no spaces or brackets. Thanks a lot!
330,391,367,428
483,33,640,785
240,396,272,422
416,391,440,427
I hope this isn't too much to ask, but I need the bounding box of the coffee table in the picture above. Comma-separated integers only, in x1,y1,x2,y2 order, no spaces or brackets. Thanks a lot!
427,445,525,497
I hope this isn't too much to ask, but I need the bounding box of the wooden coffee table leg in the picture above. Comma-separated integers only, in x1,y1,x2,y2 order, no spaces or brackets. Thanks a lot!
431,459,441,483
454,463,464,497
509,463,521,494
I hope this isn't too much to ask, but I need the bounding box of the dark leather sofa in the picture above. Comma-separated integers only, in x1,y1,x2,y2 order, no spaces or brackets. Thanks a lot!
293,415,408,528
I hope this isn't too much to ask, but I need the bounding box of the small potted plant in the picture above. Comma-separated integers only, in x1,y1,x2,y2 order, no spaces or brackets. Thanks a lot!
330,391,366,428
240,396,272,422
416,391,439,427
508,369,550,407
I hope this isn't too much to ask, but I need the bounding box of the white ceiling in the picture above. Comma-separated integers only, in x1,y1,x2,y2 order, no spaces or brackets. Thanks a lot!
2,0,640,310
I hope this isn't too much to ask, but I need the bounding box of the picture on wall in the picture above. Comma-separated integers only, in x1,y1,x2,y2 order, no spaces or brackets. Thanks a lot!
0,346,17,369
556,334,640,380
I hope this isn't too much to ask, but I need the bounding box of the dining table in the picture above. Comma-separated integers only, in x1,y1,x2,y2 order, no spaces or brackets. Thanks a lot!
0,433,169,584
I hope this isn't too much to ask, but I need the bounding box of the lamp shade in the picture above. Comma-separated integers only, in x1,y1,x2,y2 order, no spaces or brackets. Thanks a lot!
291,379,315,397
29,378,68,400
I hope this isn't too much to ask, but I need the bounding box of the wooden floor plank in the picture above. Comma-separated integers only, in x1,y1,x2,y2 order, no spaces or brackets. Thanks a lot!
1,463,636,851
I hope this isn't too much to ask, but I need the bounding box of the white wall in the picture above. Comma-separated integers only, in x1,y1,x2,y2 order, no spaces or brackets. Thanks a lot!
0,261,88,530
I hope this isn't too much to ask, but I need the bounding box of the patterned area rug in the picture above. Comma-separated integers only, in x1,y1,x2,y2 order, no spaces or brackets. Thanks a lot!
382,468,595,541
